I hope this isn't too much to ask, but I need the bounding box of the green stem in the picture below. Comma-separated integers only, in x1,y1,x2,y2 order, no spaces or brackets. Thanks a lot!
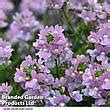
55,59,59,77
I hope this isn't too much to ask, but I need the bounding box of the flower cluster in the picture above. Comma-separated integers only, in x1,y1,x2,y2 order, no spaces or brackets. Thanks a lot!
46,0,88,10
0,0,110,107
0,0,14,28
46,0,65,9
0,82,13,95
14,55,58,106
79,0,110,23
0,82,13,106
82,64,108,106
14,55,86,106
20,0,47,14
6,10,42,44
88,20,110,54
69,0,88,10
12,22,110,106
0,39,13,64
33,25,72,64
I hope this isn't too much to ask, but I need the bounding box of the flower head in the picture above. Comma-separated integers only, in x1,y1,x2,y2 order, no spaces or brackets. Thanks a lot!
20,0,47,14
0,82,13,94
33,25,72,63
6,10,42,44
46,0,65,9
0,39,13,64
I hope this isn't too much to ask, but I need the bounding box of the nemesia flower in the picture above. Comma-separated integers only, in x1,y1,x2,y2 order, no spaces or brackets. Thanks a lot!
82,64,96,86
70,91,83,102
52,95,70,106
88,20,110,53
14,55,53,101
95,98,107,106
0,39,13,64
33,25,72,63
82,62,110,106
20,0,47,14
103,2,110,14
0,10,8,28
106,0,110,4
25,78,41,90
20,55,50,73
79,0,110,23
31,71,54,85
0,82,13,94
71,55,89,71
0,82,13,106
20,55,37,69
0,0,14,11
45,57,56,68
46,90,70,106
0,0,14,28
99,72,110,90
65,66,82,86
6,10,43,44
88,0,98,6
14,69,26,83
69,0,88,10
9,0,110,106
79,11,96,22
1,0,110,107
53,77,66,88
46,0,65,9
85,25,110,105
